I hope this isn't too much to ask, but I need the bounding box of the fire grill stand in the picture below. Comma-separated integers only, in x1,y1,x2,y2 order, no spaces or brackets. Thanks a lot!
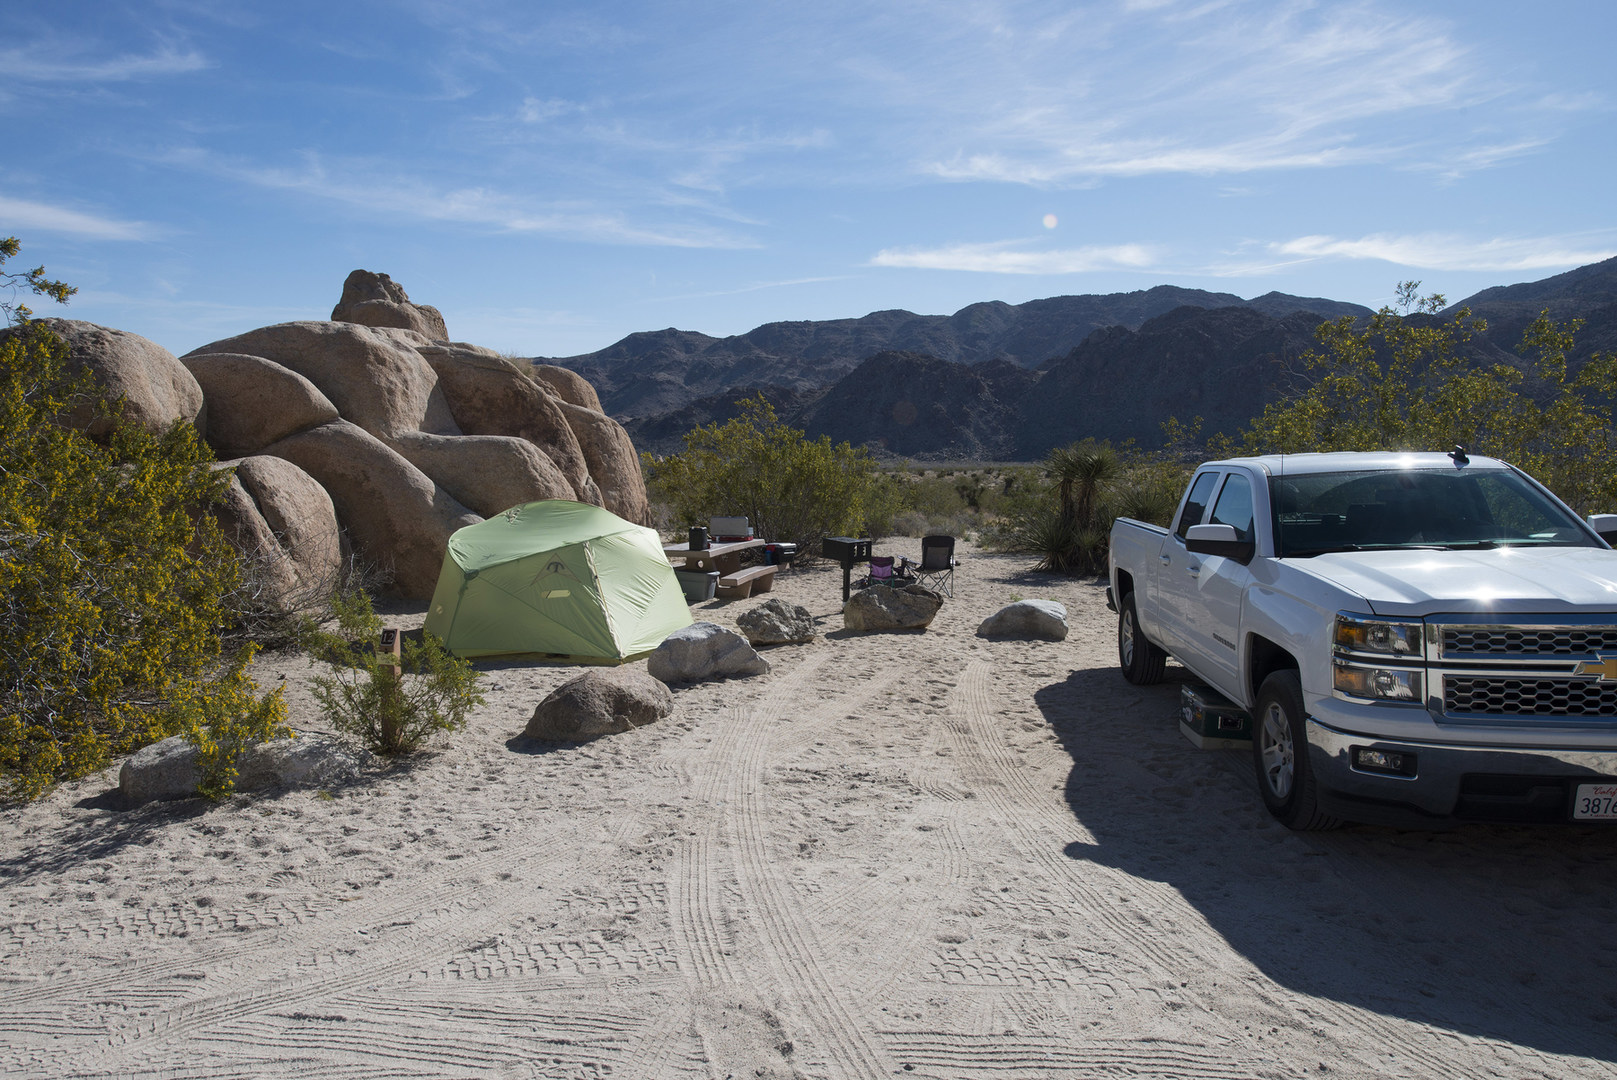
822,536,872,602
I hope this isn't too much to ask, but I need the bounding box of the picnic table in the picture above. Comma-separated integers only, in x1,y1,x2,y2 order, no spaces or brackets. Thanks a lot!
663,537,765,576
664,538,776,599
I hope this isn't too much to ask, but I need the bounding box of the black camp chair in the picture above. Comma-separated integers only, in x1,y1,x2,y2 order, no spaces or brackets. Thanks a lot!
904,535,957,597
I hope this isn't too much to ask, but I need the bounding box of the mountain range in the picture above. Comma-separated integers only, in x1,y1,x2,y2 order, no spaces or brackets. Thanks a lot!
532,257,1617,461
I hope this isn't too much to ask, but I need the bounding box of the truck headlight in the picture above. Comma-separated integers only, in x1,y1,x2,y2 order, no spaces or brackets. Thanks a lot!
1334,663,1422,702
1335,613,1424,657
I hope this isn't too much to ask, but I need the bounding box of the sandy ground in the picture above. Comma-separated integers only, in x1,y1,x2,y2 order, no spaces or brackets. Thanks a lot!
2,543,1616,1079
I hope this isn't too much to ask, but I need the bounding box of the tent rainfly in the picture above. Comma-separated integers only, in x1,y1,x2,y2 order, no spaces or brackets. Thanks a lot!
423,501,693,661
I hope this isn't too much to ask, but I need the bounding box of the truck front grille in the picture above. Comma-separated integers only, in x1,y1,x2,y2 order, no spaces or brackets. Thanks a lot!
1444,676,1617,717
1431,616,1617,724
1441,625,1617,657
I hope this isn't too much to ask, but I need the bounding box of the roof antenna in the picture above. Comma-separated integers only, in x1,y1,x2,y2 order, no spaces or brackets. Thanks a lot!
1449,444,1469,467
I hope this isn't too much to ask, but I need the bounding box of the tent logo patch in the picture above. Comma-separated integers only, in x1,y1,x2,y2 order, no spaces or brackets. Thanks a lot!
530,558,581,599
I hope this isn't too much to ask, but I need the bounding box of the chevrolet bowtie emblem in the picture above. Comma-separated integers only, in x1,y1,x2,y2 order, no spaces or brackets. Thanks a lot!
1573,654,1617,682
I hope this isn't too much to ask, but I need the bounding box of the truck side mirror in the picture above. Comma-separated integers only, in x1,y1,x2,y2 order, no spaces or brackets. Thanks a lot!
1589,514,1617,545
1185,523,1256,564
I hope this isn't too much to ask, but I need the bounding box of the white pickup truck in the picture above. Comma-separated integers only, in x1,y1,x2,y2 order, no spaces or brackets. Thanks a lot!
1108,450,1617,830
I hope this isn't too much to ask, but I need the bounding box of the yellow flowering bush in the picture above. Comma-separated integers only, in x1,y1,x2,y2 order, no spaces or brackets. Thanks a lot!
0,283,287,801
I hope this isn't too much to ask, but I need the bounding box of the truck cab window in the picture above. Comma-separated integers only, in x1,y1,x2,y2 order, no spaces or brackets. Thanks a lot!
1175,472,1221,541
1209,474,1254,542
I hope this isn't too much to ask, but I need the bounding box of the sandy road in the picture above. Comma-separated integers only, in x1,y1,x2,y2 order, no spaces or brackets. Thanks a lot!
1,550,1615,1079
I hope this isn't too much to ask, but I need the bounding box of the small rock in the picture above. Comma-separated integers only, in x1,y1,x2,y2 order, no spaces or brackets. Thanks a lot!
118,737,201,803
118,733,370,804
736,597,817,646
976,599,1069,641
647,622,770,683
236,734,372,790
525,668,673,741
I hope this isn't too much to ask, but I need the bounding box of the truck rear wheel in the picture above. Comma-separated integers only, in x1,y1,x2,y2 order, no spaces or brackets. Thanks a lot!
1251,670,1341,831
1117,592,1167,685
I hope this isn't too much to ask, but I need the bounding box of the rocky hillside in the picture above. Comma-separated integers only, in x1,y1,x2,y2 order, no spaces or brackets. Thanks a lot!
541,287,1371,422
557,258,1617,462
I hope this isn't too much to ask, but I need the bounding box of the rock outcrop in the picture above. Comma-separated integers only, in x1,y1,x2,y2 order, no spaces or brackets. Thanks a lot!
214,455,343,608
331,269,449,341
173,274,651,598
33,319,204,439
181,352,339,458
19,276,647,602
531,364,604,413
262,420,479,595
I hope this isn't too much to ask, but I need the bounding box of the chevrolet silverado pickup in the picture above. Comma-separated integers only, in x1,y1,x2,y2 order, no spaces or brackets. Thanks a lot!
1108,450,1617,829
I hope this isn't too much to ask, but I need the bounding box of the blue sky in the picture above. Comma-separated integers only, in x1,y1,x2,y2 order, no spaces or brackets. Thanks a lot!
4,1,1615,358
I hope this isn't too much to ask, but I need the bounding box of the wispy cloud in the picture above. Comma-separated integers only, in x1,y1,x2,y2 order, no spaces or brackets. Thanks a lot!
901,2,1524,183
869,240,1160,275
929,140,1375,183
1,46,208,82
1273,233,1617,272
160,148,757,249
0,195,153,240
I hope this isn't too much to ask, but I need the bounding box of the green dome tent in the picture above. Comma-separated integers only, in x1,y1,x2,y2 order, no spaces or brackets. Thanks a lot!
423,501,693,660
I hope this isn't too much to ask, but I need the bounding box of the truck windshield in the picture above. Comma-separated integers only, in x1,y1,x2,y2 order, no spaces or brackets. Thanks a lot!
1269,468,1597,557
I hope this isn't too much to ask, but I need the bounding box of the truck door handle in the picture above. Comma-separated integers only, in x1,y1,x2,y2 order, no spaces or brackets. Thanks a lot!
1186,564,1201,577
1159,554,1171,564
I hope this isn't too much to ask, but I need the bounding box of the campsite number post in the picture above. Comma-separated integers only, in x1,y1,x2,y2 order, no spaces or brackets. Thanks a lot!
379,628,401,678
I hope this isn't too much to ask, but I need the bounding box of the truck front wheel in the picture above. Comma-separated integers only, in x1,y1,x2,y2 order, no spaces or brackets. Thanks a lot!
1251,670,1341,831
1117,592,1167,685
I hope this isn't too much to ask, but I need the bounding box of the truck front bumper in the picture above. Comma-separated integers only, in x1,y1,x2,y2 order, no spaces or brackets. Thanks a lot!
1306,716,1617,826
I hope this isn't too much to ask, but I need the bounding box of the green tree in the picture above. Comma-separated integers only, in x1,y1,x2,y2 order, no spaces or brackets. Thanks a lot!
0,236,76,322
1222,281,1617,513
642,395,890,555
0,239,287,801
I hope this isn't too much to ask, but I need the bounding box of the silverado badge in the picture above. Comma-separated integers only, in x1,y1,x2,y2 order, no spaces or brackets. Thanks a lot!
1572,655,1617,682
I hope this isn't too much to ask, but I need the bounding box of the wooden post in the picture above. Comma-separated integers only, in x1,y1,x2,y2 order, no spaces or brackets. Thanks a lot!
378,628,403,753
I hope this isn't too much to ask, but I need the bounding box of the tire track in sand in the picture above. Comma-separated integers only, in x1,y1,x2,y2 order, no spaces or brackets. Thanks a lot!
945,659,1189,976
34,828,586,1078
718,653,902,1078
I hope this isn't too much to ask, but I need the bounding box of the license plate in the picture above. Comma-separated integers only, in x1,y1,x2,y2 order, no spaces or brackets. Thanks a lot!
1571,783,1617,821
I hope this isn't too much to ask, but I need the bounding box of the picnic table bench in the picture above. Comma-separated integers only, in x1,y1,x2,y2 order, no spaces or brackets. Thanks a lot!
716,564,777,600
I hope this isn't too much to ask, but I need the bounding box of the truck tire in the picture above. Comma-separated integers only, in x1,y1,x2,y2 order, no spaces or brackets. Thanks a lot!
1251,670,1341,831
1118,592,1167,685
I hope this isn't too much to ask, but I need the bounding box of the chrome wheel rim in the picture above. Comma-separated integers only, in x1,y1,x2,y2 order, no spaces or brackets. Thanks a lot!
1120,608,1135,666
1259,702,1294,800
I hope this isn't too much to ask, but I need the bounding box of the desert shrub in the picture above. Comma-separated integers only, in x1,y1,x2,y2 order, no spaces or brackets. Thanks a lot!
877,463,1035,540
0,242,288,800
982,442,1188,574
308,589,483,757
1219,282,1617,512
1006,441,1119,573
642,395,889,556
1104,457,1192,528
